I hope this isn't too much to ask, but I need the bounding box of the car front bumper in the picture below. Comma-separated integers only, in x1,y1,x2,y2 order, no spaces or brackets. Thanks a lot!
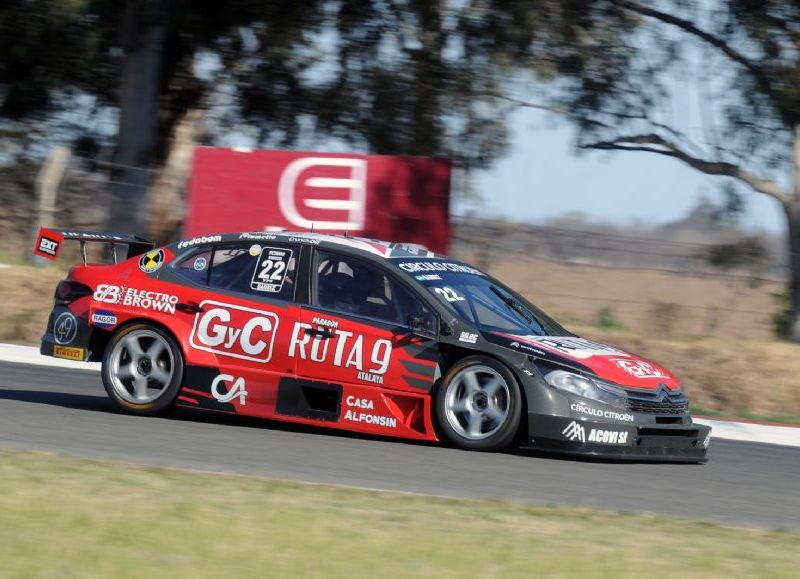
523,413,711,462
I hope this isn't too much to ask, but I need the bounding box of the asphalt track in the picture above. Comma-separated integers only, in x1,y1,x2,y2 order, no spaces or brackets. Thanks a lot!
1,361,798,531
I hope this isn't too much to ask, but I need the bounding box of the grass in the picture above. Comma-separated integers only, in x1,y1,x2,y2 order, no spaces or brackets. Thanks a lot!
691,405,800,426
0,448,798,578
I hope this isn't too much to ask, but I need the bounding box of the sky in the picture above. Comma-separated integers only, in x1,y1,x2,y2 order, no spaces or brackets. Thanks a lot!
466,107,786,234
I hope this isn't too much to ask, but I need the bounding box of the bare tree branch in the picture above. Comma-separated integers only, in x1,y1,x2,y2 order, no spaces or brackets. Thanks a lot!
582,133,790,205
609,0,778,103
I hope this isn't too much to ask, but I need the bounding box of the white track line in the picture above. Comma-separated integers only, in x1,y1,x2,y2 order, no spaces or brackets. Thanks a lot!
0,343,100,371
0,343,797,447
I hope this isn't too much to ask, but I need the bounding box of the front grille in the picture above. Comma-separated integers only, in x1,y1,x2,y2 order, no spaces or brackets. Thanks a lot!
626,386,688,415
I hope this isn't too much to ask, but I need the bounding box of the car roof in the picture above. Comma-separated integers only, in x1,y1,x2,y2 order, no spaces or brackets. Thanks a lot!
171,231,445,261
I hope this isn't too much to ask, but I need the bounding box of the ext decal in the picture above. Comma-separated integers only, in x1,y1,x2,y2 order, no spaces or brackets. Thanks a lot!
288,322,392,384
516,336,627,359
53,311,78,345
612,358,668,379
91,310,118,329
458,331,478,344
570,401,634,422
177,235,222,249
398,261,485,275
189,301,279,363
211,374,248,405
250,246,292,293
562,421,586,442
587,428,629,445
34,228,63,260
561,420,630,445
138,249,165,273
94,284,178,314
342,396,397,428
53,345,84,361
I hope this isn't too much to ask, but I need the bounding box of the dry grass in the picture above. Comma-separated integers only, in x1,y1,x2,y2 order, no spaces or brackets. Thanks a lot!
0,264,64,343
0,260,797,418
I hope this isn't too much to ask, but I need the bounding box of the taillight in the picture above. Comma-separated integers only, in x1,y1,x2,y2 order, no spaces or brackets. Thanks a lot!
54,281,93,304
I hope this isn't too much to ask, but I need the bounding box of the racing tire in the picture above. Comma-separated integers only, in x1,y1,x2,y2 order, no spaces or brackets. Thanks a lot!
435,355,522,451
101,323,184,416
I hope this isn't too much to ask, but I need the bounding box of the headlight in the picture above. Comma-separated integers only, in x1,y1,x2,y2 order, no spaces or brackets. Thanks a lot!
544,370,628,409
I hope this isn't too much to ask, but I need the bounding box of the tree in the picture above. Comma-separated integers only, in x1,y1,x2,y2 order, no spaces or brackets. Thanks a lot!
0,1,636,235
519,0,800,341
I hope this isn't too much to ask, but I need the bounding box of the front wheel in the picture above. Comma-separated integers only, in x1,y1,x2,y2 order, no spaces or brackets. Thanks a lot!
435,356,522,451
101,323,184,415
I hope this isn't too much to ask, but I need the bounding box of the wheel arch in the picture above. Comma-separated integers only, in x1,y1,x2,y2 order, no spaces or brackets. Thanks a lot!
95,317,188,361
434,345,531,444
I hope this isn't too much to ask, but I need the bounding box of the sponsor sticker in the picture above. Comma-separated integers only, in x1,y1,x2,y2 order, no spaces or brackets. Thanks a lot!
53,312,78,345
177,235,222,249
138,249,165,273
612,358,668,379
288,321,392,379
562,420,586,443
94,284,178,314
398,261,485,275
570,402,634,422
53,345,84,361
91,310,118,329
35,228,63,260
211,374,248,405
458,331,478,344
414,274,442,281
342,395,397,428
239,233,277,241
193,256,208,271
587,428,629,445
248,244,261,257
521,336,626,360
189,301,280,363
250,246,292,293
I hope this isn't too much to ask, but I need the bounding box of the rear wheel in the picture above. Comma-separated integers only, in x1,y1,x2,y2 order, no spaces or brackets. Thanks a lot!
435,356,522,451
101,323,184,415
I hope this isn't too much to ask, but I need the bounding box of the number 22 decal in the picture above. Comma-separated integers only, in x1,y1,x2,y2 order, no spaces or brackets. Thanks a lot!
250,247,293,293
434,286,465,303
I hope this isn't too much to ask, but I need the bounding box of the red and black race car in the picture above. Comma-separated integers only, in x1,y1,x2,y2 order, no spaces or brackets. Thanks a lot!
36,227,710,461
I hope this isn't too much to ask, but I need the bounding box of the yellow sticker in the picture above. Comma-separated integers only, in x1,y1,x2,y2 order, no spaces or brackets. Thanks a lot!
53,346,85,361
248,244,261,257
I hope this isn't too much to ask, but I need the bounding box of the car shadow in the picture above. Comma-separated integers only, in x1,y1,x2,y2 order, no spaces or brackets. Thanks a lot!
0,387,699,465
0,388,116,412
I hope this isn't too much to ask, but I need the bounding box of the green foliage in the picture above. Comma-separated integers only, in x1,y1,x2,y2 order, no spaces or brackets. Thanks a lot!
700,236,769,273
771,290,791,339
0,1,638,170
596,306,624,330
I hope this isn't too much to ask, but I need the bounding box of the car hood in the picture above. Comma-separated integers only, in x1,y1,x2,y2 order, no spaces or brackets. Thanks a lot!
491,333,681,390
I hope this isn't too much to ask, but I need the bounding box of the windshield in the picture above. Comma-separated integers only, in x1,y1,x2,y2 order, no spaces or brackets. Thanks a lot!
394,259,569,336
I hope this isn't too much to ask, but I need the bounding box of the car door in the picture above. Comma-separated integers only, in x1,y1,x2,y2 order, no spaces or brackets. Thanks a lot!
286,249,440,434
169,241,302,415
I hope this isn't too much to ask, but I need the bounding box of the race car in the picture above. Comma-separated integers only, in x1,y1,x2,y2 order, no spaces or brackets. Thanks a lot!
36,227,710,461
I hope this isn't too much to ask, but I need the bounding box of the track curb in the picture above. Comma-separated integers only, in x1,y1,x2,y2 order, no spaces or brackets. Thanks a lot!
0,343,798,447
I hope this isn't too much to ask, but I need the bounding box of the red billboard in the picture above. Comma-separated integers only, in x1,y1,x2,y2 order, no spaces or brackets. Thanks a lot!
185,148,451,253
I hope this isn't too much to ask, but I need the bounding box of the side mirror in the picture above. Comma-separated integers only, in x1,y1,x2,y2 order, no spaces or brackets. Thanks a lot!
407,312,439,337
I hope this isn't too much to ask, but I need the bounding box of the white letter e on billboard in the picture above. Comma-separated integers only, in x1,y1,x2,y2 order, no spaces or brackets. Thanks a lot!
278,157,367,230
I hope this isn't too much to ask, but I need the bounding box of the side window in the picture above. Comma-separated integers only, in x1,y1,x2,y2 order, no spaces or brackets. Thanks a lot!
315,251,430,325
206,243,297,301
172,249,213,285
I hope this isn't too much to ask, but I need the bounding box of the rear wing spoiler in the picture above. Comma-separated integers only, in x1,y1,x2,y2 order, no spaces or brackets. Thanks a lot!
34,227,155,264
